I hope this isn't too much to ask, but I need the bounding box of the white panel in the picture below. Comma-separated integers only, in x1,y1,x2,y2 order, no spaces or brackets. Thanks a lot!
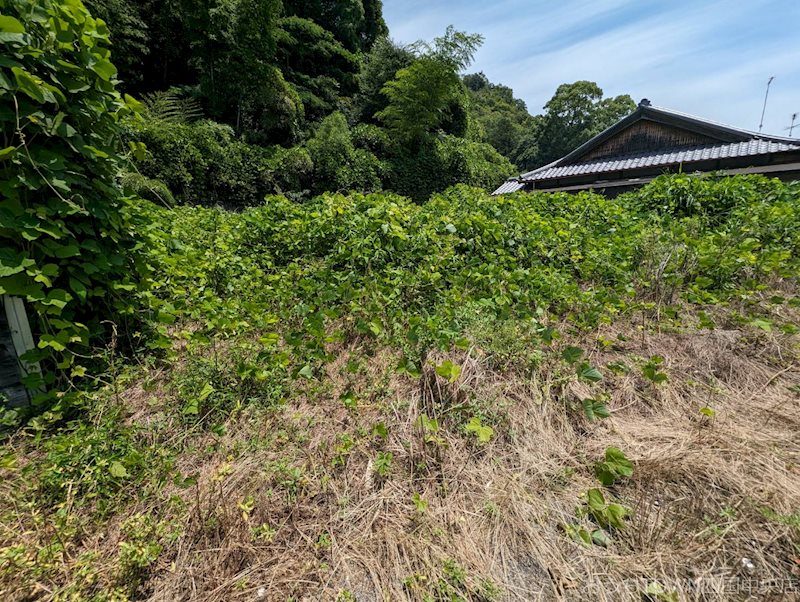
2,295,42,383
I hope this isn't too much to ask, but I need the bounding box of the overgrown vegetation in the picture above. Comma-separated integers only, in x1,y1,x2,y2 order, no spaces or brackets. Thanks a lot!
0,0,145,406
71,0,634,204
2,173,799,599
2,2,799,601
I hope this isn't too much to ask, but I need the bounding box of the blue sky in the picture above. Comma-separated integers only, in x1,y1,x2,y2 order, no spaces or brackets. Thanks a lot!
382,0,800,137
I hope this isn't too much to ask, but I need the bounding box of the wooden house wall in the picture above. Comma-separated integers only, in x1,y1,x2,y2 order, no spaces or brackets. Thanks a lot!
580,120,720,162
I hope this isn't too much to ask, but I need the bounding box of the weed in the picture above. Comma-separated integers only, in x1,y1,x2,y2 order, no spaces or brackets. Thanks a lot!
412,493,429,514
374,451,393,477
642,355,668,384
594,447,634,486
464,416,494,444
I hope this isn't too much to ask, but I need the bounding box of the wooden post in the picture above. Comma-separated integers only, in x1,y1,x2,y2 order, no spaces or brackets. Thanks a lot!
1,295,41,407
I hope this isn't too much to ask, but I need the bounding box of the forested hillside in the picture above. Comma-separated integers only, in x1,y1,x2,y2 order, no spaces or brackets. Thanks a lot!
80,0,634,204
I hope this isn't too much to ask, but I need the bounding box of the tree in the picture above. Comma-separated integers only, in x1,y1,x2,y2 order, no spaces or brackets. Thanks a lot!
82,0,149,86
180,0,303,144
378,58,464,143
84,0,195,93
465,71,537,162
464,72,490,92
532,81,635,168
353,37,415,123
306,113,383,194
360,0,389,51
275,16,359,124
377,27,483,144
282,0,387,53
414,26,484,71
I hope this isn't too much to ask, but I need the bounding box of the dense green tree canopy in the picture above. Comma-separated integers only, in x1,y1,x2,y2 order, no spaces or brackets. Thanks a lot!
464,78,636,172
282,0,387,52
464,71,539,163
75,0,636,202
377,27,483,144
532,80,635,168
352,37,415,123
275,15,359,124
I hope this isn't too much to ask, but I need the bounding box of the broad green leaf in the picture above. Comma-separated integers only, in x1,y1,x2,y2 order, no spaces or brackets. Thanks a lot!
37,334,66,352
124,93,144,112
595,446,634,486
396,356,421,377
0,15,25,43
12,67,45,103
604,447,633,476
339,391,357,409
591,529,611,546
586,488,605,511
562,346,583,364
749,318,772,332
465,417,493,444
90,58,117,81
298,364,314,379
372,421,388,439
417,414,439,433
258,332,279,346
68,277,87,301
52,244,80,258
368,319,382,335
41,288,72,310
434,360,461,383
582,398,610,421
565,524,592,547
605,503,628,529
0,146,15,160
109,461,128,478
0,249,34,277
183,397,199,416
0,16,25,33
578,362,603,383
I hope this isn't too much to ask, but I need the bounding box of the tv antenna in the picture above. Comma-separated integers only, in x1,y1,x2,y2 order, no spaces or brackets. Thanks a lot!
758,75,775,133
784,112,798,137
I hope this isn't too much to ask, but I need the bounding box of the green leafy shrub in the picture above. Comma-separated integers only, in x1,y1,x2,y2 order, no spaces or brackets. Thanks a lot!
630,172,784,220
633,177,800,301
306,112,384,195
0,0,145,403
120,171,176,206
132,174,799,379
387,135,514,202
126,118,312,207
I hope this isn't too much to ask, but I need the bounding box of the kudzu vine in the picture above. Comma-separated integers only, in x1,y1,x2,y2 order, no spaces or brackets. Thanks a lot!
0,0,145,409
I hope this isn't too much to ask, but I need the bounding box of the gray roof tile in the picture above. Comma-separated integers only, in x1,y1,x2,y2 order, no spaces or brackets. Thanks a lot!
521,139,800,183
493,103,800,194
492,180,525,194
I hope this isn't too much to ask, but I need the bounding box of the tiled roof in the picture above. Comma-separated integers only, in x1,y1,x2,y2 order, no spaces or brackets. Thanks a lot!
492,180,525,194
521,138,800,182
493,102,800,194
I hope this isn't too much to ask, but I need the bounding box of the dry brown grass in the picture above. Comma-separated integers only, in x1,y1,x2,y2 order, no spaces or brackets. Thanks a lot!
2,304,799,602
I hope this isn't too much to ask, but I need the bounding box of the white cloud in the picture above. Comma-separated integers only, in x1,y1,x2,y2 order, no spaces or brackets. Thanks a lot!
383,0,800,136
